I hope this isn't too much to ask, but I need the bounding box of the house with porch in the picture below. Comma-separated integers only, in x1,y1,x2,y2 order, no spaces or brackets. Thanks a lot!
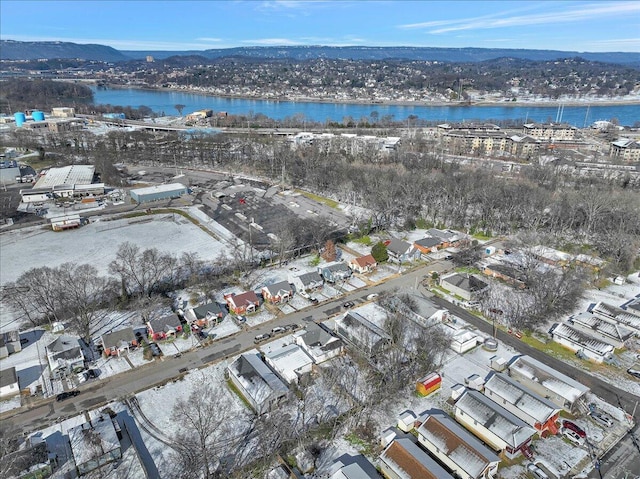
227,351,289,414
454,389,537,459
318,262,352,283
101,328,138,357
184,302,226,328
386,238,420,263
483,372,561,436
46,335,85,379
224,291,261,314
414,236,443,255
416,409,500,479
507,355,589,412
379,437,454,479
348,254,377,274
261,281,294,304
288,271,324,293
146,314,183,341
295,322,344,364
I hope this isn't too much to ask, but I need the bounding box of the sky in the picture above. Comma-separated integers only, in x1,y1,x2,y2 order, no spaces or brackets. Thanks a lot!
1,0,639,52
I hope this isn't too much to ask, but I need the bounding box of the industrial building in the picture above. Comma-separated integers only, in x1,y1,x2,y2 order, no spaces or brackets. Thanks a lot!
34,165,95,189
130,183,188,203
0,160,20,185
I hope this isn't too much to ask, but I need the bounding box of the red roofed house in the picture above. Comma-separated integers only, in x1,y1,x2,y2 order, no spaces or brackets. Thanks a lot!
225,291,260,314
349,254,378,274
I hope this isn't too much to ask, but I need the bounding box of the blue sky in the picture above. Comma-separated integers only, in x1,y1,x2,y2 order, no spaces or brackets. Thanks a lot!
1,0,638,52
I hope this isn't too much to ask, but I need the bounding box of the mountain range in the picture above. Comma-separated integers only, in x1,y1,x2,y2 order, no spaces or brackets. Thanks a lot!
1,40,638,65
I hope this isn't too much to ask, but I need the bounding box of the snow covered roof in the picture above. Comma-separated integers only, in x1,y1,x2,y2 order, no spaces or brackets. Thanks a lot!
130,182,187,195
101,327,135,350
381,437,453,479
508,355,589,403
550,323,615,356
335,311,391,352
229,352,289,406
455,389,536,449
417,409,499,478
34,165,95,188
592,302,640,334
484,373,560,424
68,416,120,468
264,344,312,382
569,312,633,343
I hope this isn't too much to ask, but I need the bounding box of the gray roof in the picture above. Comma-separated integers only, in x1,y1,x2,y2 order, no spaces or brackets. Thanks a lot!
415,237,442,248
381,437,453,479
101,327,135,350
455,389,536,449
569,312,633,343
417,409,499,479
192,302,225,319
550,323,614,356
297,271,323,286
484,373,560,423
0,366,18,388
263,281,293,297
233,352,289,399
46,334,81,353
441,273,488,293
148,314,182,332
592,302,640,333
387,238,412,255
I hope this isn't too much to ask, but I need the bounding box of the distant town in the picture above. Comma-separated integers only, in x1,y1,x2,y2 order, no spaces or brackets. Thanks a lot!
0,43,639,479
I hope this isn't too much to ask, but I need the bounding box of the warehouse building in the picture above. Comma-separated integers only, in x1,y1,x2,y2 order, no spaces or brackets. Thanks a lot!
130,183,188,204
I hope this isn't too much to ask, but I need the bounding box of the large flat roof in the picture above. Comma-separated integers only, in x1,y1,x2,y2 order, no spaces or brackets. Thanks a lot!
34,165,95,188
130,183,187,195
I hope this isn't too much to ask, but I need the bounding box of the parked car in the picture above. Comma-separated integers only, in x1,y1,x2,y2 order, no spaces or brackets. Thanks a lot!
627,366,640,379
309,297,319,304
236,315,247,323
342,301,355,308
271,326,286,335
83,369,100,380
254,333,271,344
526,463,549,479
56,390,80,402
149,343,162,357
366,293,379,300
589,410,614,428
285,323,301,331
561,428,585,446
562,420,586,438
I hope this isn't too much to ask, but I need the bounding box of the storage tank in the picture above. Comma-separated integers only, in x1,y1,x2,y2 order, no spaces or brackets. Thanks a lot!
14,112,26,127
32,111,45,121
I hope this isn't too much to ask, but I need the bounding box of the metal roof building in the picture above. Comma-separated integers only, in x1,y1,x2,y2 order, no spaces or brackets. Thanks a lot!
130,183,188,203
34,165,95,189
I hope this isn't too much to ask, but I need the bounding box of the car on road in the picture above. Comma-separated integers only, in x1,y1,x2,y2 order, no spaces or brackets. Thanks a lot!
285,323,301,331
366,293,379,301
589,410,614,428
56,390,80,402
254,333,271,344
561,428,585,446
526,463,549,479
271,326,286,335
562,420,586,438
342,301,355,308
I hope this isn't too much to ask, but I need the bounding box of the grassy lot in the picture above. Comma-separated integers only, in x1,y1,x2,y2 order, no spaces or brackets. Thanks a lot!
471,232,493,241
295,189,339,209
518,334,598,371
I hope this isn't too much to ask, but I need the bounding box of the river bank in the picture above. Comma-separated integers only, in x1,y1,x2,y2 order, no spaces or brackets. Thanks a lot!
101,83,640,109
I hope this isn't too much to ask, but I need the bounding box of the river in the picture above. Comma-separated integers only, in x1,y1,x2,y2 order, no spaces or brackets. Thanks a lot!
91,87,640,127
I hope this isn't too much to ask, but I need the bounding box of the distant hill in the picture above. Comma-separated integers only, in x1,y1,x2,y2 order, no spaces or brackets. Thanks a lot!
2,40,638,65
0,40,129,62
124,45,639,65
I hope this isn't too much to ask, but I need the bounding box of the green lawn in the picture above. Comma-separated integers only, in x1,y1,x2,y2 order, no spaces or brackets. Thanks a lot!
295,189,339,209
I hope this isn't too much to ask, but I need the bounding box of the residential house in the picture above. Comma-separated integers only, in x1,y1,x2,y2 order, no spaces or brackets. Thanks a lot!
68,415,122,476
529,245,572,267
568,312,633,348
318,262,352,283
0,366,20,398
507,355,589,412
261,281,294,304
624,297,640,317
386,238,420,263
184,302,226,328
348,254,378,274
549,323,614,363
425,228,463,248
0,330,22,358
416,409,500,479
609,139,640,161
483,373,561,436
454,389,537,458
591,301,640,336
448,328,481,354
224,291,261,314
334,311,391,356
146,314,183,341
328,454,381,479
295,322,344,364
414,237,442,255
101,328,138,357
482,262,527,289
45,335,85,379
226,351,289,414
379,437,453,479
263,343,313,384
288,271,324,293
404,293,450,326
440,274,489,301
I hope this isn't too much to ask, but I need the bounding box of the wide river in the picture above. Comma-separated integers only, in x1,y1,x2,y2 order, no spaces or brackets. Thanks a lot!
91,87,640,127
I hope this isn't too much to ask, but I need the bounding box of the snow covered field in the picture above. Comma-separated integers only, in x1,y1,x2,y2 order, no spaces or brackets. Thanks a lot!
0,212,234,285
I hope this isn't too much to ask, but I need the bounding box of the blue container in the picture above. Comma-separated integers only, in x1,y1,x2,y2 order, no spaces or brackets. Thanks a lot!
14,112,26,127
32,111,45,121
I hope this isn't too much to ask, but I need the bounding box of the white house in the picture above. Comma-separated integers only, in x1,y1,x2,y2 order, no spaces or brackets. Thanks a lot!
549,323,614,363
288,271,324,293
567,312,633,348
295,323,344,364
416,409,500,479
507,355,589,412
0,366,20,398
45,335,85,379
334,311,391,356
68,415,122,476
454,389,537,458
263,343,313,384
591,301,640,336
379,437,454,479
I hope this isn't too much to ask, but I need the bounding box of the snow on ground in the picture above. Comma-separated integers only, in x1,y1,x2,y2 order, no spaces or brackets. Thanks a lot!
0,212,234,286
366,264,401,284
532,435,588,477
571,272,640,317
349,302,389,328
208,315,242,338
243,308,277,328
0,395,21,413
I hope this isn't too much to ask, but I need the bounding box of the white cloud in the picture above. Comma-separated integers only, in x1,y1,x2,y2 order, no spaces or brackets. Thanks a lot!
240,37,303,45
196,37,223,43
